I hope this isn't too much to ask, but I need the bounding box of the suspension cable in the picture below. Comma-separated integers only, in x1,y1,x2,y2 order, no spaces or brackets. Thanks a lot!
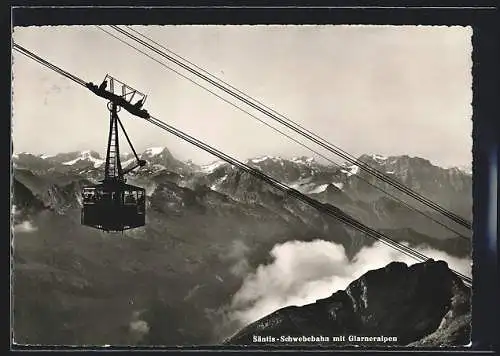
146,113,472,286
108,25,472,231
13,43,87,87
11,41,472,287
97,25,471,239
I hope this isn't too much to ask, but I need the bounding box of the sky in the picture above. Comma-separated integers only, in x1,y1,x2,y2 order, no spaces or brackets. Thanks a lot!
12,25,472,167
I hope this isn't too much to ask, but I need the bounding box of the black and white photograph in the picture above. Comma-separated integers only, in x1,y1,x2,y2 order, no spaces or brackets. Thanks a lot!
11,25,473,347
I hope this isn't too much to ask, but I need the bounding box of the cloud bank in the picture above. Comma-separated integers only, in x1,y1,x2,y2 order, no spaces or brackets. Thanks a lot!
13,220,38,233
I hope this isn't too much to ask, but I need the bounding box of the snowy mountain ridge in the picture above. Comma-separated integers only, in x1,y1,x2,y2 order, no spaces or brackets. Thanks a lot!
12,148,471,176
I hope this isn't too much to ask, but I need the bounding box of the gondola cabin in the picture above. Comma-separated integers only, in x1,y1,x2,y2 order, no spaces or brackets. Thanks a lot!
81,182,145,232
80,75,149,232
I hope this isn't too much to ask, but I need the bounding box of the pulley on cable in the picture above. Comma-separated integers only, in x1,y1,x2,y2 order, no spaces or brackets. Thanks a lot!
81,75,149,232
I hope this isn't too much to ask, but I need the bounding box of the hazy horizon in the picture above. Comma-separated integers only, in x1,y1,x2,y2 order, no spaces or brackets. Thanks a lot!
11,147,472,171
12,25,472,168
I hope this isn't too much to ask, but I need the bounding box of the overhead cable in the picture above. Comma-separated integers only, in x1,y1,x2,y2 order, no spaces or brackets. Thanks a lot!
110,25,472,231
100,25,472,236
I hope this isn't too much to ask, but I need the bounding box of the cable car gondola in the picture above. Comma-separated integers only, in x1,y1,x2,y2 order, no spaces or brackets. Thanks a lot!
81,75,148,232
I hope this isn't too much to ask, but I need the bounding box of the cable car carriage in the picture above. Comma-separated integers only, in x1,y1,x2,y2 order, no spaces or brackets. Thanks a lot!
81,183,146,231
81,75,149,232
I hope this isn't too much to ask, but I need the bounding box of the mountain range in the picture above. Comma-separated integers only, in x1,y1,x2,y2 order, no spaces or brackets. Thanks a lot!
11,147,472,345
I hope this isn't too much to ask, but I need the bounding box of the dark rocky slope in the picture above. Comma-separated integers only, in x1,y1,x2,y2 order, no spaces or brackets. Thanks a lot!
227,260,470,346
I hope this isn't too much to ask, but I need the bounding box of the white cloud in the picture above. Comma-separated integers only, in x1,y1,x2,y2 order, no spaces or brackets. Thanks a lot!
13,220,38,233
224,240,252,277
228,239,471,327
129,320,150,335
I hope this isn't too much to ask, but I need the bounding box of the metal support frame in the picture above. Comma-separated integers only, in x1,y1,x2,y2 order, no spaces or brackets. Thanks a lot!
104,103,124,182
104,74,148,105
103,100,147,183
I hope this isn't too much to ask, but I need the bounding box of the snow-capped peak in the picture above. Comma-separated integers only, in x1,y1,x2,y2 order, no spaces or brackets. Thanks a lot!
250,155,281,164
358,153,389,163
309,184,329,194
200,160,227,174
12,152,29,159
451,164,472,175
40,153,55,159
288,179,345,195
341,164,360,177
332,182,344,190
371,154,387,162
62,150,104,168
121,157,136,168
143,147,166,156
440,162,472,175
292,156,315,165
